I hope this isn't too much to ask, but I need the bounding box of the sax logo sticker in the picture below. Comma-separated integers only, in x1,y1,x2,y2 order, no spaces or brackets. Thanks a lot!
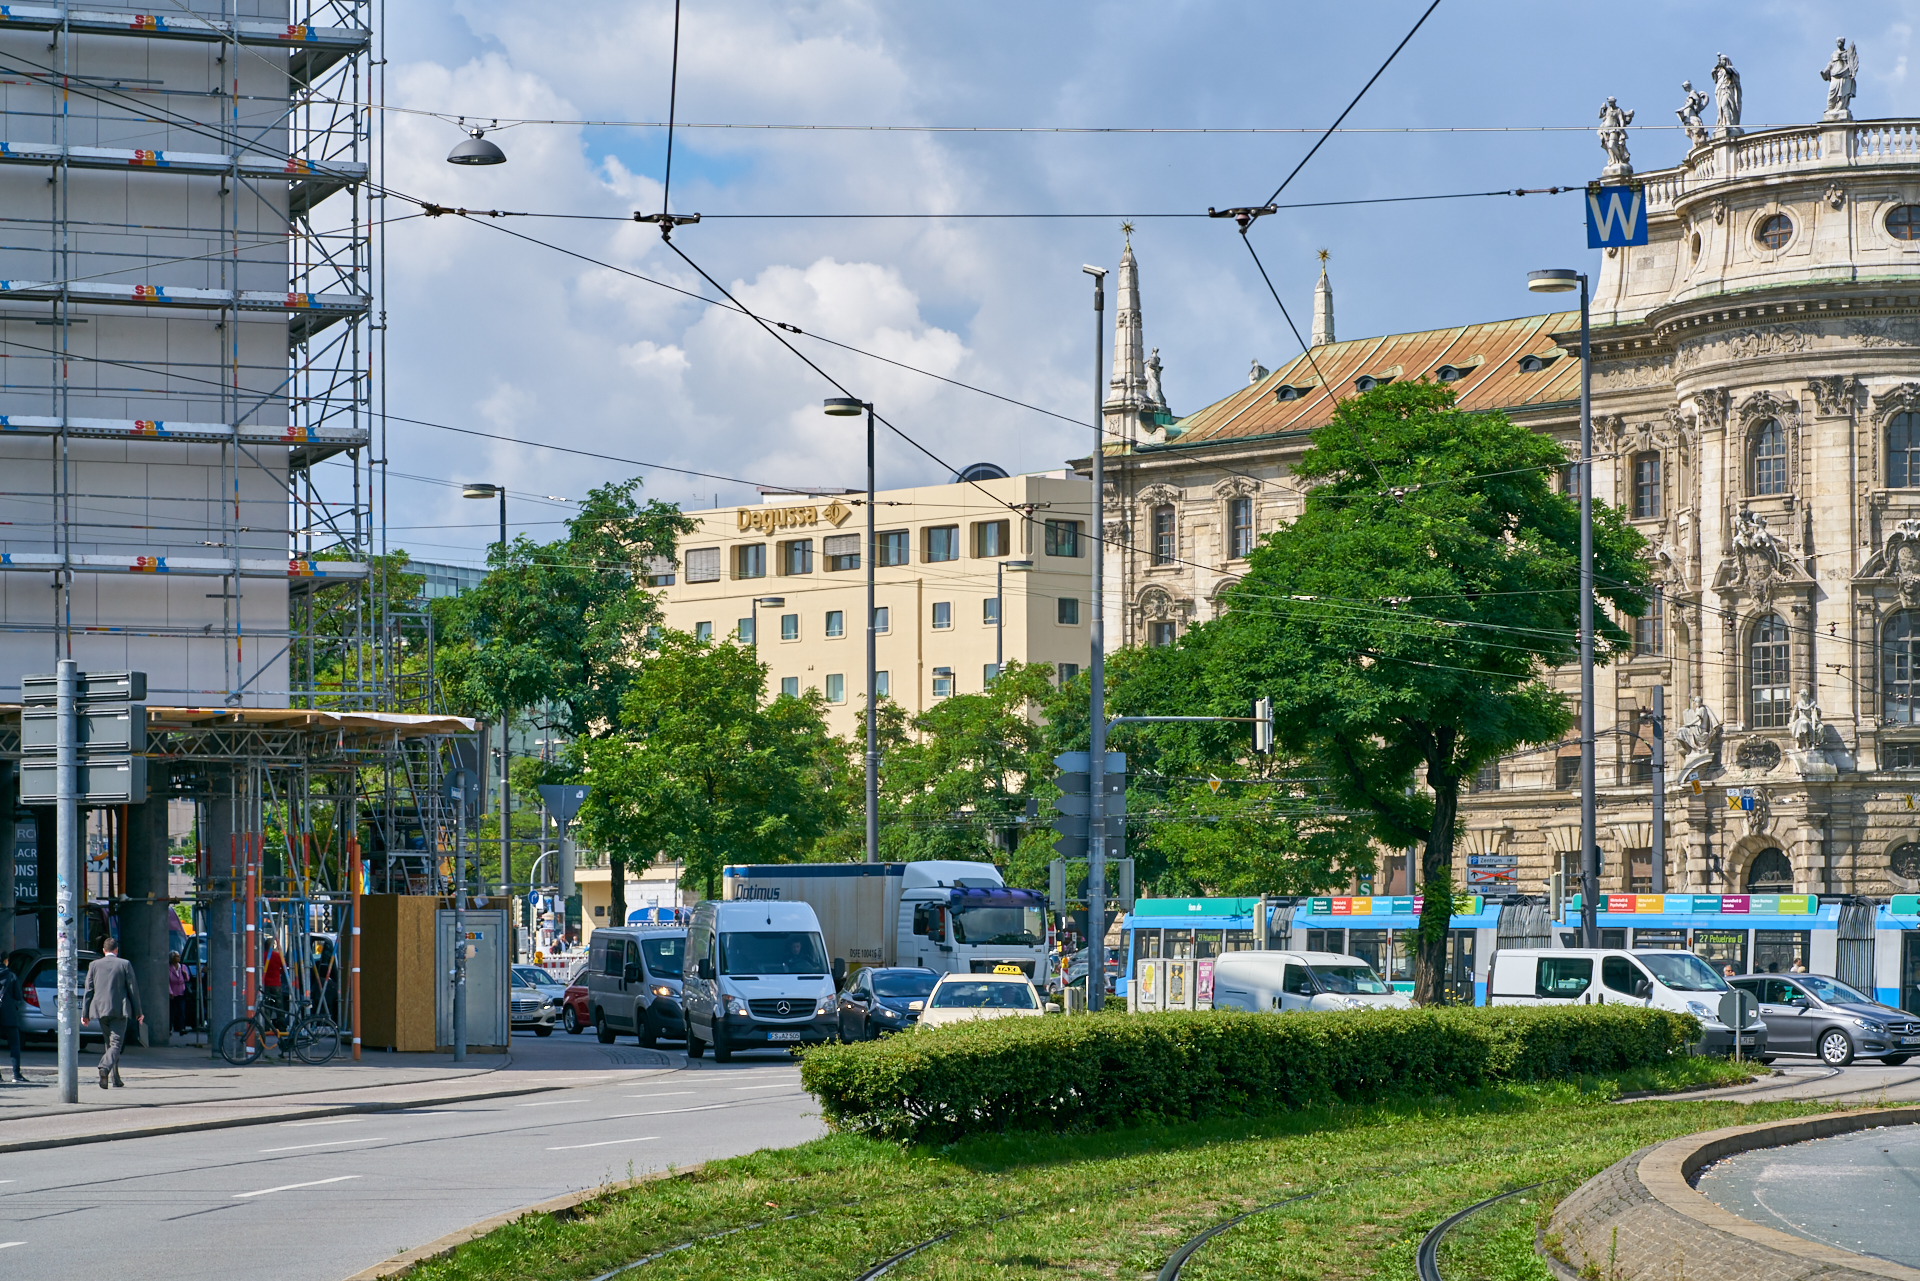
1586,184,1648,249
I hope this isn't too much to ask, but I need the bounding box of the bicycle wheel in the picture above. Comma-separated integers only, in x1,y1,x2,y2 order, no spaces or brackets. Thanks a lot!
291,1016,341,1065
216,1016,267,1066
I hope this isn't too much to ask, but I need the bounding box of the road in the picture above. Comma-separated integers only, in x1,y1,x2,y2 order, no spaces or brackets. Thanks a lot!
1697,1118,1920,1266
0,1035,827,1281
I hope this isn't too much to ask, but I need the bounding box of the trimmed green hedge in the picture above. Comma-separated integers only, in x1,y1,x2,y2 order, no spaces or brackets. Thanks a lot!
798,1005,1698,1141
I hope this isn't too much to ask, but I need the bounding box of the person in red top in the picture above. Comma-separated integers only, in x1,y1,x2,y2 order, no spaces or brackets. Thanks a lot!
261,942,291,1055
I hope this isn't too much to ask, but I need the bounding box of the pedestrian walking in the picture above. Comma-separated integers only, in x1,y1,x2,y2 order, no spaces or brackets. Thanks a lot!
82,937,143,1089
168,951,192,1035
0,962,26,1082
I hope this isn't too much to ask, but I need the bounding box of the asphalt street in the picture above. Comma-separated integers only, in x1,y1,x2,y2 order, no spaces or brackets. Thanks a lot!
1697,1122,1920,1266
0,1034,827,1281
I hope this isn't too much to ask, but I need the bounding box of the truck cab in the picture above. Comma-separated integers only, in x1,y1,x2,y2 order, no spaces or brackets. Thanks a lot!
899,861,1048,979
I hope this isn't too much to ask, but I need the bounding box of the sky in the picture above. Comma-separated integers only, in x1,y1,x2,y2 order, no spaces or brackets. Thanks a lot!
362,1,1920,567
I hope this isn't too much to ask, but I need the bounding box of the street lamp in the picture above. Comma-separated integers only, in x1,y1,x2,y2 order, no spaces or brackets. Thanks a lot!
1527,266,1596,948
1082,263,1109,1011
995,559,1034,677
463,482,511,892
447,121,507,166
750,596,785,655
823,395,879,865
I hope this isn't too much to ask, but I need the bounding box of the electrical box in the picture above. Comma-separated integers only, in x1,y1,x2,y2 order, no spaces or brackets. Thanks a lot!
1130,957,1164,1012
1165,958,1195,1010
435,909,509,1052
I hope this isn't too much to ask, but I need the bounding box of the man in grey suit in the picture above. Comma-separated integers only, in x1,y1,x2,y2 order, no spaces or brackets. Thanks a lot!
83,937,143,1089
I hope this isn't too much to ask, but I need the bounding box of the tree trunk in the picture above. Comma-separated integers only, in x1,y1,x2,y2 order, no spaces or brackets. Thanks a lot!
610,852,627,928
1411,769,1462,1006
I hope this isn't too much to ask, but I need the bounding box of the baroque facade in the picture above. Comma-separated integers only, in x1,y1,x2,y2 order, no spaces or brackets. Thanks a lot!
1088,72,1920,902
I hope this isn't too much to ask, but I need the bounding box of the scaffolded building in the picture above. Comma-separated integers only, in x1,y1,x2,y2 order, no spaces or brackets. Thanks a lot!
0,1,477,1050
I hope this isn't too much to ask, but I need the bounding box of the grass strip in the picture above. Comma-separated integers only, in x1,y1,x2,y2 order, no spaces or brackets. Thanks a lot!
1431,1183,1558,1281
405,1057,1816,1281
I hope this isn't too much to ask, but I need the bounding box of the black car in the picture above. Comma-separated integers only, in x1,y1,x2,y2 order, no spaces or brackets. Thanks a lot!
837,966,939,1041
1729,972,1920,1066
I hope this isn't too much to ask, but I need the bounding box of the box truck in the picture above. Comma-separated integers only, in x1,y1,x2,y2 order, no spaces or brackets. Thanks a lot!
721,860,1049,980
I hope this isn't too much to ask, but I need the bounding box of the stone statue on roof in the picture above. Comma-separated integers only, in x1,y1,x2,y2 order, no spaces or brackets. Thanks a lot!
1676,81,1710,146
1821,38,1859,121
1597,97,1634,177
1713,54,1743,137
1146,347,1166,408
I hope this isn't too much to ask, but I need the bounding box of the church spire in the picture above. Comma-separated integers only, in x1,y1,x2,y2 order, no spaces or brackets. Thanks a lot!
1104,223,1153,442
1311,248,1335,347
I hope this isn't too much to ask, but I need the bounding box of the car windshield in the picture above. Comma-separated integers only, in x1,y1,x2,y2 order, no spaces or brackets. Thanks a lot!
1309,964,1392,995
642,937,685,980
1644,953,1728,992
928,980,1038,1009
948,903,1045,946
720,931,828,976
510,968,547,988
1797,975,1871,1005
873,970,938,998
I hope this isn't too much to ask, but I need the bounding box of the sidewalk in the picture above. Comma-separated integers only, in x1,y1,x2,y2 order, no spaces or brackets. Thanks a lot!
0,1033,680,1153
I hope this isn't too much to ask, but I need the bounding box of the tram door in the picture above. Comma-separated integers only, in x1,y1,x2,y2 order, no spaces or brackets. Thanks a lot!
1445,930,1478,1005
1903,934,1920,1017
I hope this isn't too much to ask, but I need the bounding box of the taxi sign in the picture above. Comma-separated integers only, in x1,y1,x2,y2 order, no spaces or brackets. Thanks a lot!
991,964,1024,975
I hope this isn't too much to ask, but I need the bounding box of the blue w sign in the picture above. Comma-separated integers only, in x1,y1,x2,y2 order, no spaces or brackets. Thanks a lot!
1586,185,1647,248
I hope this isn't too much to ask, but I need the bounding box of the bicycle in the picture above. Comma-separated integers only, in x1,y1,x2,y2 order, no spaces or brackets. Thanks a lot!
216,997,340,1066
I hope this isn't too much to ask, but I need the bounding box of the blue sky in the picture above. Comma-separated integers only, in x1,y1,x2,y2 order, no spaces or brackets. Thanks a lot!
370,1,1919,564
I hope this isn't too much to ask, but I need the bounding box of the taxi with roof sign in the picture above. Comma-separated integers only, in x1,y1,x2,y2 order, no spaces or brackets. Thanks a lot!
915,966,1060,1029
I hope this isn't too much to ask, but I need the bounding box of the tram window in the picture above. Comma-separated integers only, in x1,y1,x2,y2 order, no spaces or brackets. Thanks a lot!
1193,929,1224,959
1220,928,1256,952
1346,929,1389,974
1752,930,1810,974
1165,929,1194,959
1306,928,1344,954
1691,928,1749,975
1389,930,1418,984
1600,929,1628,949
1631,929,1687,950
1135,929,1162,960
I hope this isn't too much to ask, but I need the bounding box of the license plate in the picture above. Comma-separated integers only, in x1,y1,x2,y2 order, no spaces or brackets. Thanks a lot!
766,1031,803,1042
1901,1036,1920,1046
1738,1035,1756,1045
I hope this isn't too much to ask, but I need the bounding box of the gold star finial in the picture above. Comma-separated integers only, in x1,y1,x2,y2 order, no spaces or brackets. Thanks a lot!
1317,247,1330,264
1121,220,1134,247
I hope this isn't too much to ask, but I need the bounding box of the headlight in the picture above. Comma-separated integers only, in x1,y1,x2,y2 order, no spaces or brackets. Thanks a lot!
1342,997,1365,1009
1686,1000,1715,1020
727,997,750,1016
815,996,837,1016
1854,1018,1887,1033
873,1004,900,1019
651,984,673,998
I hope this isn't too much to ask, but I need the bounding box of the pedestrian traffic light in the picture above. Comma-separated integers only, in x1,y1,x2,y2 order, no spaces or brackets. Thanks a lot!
1252,696,1274,755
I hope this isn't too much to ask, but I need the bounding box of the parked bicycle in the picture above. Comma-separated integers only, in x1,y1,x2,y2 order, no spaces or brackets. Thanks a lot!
216,997,340,1066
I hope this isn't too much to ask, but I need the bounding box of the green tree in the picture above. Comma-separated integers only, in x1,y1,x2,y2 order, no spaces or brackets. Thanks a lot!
1200,382,1648,1003
572,632,849,899
294,549,425,709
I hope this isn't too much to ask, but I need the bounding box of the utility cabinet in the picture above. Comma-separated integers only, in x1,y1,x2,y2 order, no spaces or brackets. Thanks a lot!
359,895,510,1052
436,909,508,1051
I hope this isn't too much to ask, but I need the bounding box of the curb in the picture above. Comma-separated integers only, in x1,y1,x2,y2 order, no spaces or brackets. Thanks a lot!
341,1163,707,1281
0,1081,563,1155
1547,1105,1920,1281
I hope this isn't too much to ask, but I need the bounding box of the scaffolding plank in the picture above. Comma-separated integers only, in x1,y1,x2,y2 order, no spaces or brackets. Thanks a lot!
0,553,369,579
0,279,367,316
0,7,369,55
0,414,370,446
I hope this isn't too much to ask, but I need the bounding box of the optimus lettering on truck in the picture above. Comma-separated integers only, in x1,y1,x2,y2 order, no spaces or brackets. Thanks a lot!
722,860,1049,981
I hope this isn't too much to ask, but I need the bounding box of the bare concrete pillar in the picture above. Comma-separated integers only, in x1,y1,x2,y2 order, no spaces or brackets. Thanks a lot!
121,775,172,1045
203,783,242,1036
0,763,14,954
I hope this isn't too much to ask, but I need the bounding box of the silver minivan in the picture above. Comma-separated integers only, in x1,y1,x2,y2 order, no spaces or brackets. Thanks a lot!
583,927,687,1047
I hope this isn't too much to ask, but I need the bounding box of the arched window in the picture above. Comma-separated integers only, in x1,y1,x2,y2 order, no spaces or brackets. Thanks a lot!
1889,206,1920,240
1751,613,1792,728
1890,842,1920,882
1744,848,1793,893
1891,413,1920,488
1632,452,1661,519
1750,419,1787,495
1885,611,1920,722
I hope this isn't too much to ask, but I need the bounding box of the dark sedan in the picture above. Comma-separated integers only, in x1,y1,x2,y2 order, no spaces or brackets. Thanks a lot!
1729,972,1920,1066
837,966,939,1041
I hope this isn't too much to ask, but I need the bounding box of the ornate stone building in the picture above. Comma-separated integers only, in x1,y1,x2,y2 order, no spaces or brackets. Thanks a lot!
1089,59,1920,901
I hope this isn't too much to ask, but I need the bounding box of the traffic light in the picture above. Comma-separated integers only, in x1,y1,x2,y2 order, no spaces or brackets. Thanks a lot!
1051,750,1125,859
1252,696,1274,755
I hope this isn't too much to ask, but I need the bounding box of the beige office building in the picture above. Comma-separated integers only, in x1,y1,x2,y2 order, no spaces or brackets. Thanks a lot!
654,470,1093,734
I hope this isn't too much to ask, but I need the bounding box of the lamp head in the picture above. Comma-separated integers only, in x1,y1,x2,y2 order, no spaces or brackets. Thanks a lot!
447,126,507,166
822,396,866,417
756,596,786,608
1004,559,1034,572
462,483,501,499
1527,268,1581,294
1081,265,1107,279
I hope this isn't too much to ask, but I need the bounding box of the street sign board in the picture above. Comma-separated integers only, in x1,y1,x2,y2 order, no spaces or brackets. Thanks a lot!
537,783,590,825
1053,751,1125,774
20,756,146,806
1466,866,1519,888
1586,184,1648,248
21,669,146,704
1054,791,1127,818
1718,988,1760,1031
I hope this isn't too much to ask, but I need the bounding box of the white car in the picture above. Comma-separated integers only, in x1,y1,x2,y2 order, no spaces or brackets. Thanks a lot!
1208,951,1416,1013
916,969,1057,1028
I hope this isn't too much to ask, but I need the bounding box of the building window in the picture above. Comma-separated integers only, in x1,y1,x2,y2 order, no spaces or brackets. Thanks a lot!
734,544,766,579
1058,663,1080,684
1884,611,1920,722
1755,213,1793,250
873,606,890,633
825,673,845,704
779,539,813,575
1632,453,1660,519
1633,591,1664,656
1886,743,1920,769
780,613,799,641
983,598,999,626
694,621,713,643
1891,413,1920,488
1560,462,1582,498
823,533,860,571
685,547,720,583
1750,613,1792,728
925,525,960,562
1045,519,1081,557
1628,755,1653,785
875,671,890,698
1228,497,1253,560
1750,419,1787,495
932,601,952,629
1470,763,1500,793
1057,597,1080,625
1744,848,1793,893
1892,842,1920,880
779,676,799,698
932,667,954,698
825,610,845,638
1149,621,1176,647
1890,206,1920,241
644,556,676,588
1151,505,1176,565
1627,849,1652,893
877,530,909,567
983,663,999,685
973,520,1009,558
1556,756,1581,789
737,617,755,644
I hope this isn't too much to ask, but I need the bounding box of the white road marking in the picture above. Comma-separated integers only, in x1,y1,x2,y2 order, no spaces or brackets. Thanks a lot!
623,1091,695,1099
257,1137,388,1153
730,1084,792,1091
234,1175,360,1199
0,1242,23,1249
547,1136,659,1151
516,1100,578,1107
280,1117,361,1128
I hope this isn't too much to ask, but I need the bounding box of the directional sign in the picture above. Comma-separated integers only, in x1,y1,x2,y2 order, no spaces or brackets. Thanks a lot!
1586,184,1648,248
537,783,590,825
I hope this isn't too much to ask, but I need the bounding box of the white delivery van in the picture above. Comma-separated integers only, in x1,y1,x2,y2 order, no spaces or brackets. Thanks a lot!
682,899,838,1063
1487,948,1767,1057
1208,950,1415,1013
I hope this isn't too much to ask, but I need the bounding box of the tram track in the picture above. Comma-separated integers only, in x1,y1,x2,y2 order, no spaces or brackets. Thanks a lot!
1155,1192,1316,1280
1413,1182,1544,1281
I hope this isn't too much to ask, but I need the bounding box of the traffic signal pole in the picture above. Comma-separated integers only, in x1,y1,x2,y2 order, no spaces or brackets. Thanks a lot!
1083,264,1108,1011
55,658,77,1103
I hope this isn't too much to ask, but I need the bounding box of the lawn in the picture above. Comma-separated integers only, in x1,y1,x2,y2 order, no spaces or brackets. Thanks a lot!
404,1058,1809,1281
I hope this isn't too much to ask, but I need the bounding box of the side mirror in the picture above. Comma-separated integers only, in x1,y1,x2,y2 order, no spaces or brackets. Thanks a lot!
1046,1001,1062,1014
832,957,848,988
1633,979,1652,1000
623,963,640,983
697,958,715,981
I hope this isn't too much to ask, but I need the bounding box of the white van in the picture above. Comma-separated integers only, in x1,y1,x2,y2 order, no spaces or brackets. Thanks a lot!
683,899,838,1063
1487,948,1768,1057
1209,951,1416,1013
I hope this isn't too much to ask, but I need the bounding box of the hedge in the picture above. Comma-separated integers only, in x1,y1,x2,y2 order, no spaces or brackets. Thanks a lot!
798,1005,1698,1141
